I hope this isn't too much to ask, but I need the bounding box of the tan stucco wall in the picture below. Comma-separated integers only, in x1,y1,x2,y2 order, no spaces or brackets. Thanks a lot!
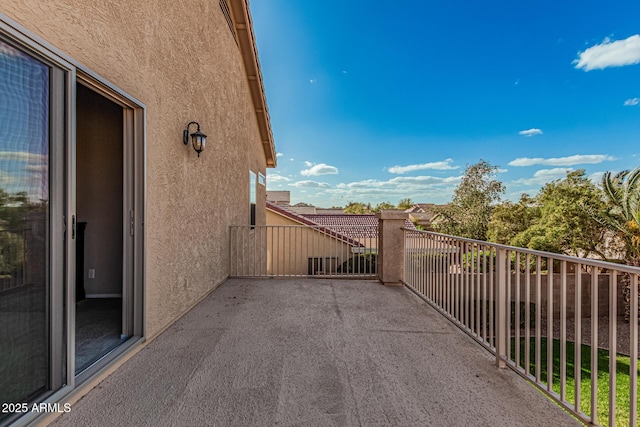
2,1,268,337
265,210,353,276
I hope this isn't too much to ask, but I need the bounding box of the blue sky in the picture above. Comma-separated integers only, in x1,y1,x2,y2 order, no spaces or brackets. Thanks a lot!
251,0,640,207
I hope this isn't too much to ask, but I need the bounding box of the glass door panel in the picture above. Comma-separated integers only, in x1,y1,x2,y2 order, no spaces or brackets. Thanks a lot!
0,38,51,416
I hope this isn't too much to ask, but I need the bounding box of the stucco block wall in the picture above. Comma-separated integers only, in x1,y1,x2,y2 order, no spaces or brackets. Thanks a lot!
3,1,268,337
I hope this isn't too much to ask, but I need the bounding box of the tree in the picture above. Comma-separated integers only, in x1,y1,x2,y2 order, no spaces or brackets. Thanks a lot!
487,195,539,244
511,170,606,258
435,160,505,240
373,202,395,212
595,168,640,321
397,198,414,210
0,190,29,279
598,168,640,264
0,190,29,231
343,201,372,214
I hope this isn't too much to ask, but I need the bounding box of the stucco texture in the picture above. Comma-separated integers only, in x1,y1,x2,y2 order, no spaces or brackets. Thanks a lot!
3,1,269,337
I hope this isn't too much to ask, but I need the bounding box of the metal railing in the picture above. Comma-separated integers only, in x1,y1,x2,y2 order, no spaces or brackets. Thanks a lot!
403,229,640,427
230,224,378,278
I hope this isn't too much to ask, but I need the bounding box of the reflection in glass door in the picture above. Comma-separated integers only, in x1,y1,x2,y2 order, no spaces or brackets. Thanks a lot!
0,38,55,421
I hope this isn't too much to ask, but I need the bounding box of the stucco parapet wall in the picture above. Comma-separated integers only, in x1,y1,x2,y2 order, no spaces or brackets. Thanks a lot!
376,210,409,221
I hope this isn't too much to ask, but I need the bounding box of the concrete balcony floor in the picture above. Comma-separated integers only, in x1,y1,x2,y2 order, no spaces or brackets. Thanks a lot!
51,278,579,427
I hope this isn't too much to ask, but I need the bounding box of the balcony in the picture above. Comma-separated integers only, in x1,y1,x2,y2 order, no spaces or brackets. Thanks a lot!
50,278,577,426
49,214,640,426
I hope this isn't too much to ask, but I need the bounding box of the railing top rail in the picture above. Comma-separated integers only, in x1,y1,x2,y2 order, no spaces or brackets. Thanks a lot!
232,225,378,229
402,227,640,274
230,224,378,248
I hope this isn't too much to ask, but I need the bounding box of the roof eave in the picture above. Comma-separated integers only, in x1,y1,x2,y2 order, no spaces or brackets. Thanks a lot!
229,0,277,168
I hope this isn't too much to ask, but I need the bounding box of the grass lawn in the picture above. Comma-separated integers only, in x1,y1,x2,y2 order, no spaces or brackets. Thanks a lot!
511,338,639,426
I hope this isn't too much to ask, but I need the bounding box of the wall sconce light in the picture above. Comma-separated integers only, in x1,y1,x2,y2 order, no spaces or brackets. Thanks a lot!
183,121,207,157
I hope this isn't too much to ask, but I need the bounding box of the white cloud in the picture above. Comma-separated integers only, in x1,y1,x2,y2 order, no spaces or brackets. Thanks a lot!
304,161,313,167
508,154,615,167
388,158,459,174
24,164,47,173
300,163,339,176
511,168,573,186
574,35,640,71
0,151,48,163
290,180,330,188
589,171,605,184
624,98,639,106
0,170,17,186
336,175,462,190
267,174,291,182
324,175,463,203
276,152,284,157
518,128,543,137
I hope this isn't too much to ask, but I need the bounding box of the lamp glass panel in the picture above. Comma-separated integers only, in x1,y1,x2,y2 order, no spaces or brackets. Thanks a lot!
191,135,201,152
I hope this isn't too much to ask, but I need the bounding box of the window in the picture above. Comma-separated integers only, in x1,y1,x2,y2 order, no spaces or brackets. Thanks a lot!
307,257,338,275
249,170,256,228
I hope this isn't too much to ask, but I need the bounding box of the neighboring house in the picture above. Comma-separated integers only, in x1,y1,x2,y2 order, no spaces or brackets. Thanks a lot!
0,2,275,425
266,190,291,206
288,203,318,215
302,213,380,251
265,190,342,215
265,203,417,276
316,208,346,215
266,202,366,275
405,203,445,230
304,212,416,250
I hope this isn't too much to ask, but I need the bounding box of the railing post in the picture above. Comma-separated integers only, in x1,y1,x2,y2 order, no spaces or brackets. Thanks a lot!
496,247,507,368
376,210,409,286
376,210,408,286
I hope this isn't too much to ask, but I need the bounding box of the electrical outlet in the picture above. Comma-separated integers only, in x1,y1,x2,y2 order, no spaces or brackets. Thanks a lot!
88,269,95,279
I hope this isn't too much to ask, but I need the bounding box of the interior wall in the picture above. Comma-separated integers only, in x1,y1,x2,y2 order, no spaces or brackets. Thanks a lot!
76,83,124,296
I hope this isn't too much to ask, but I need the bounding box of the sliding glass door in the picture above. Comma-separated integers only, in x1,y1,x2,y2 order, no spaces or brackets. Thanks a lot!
0,36,66,423
0,19,144,425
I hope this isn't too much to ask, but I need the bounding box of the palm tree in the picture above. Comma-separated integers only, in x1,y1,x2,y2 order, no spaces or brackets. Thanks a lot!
600,167,640,320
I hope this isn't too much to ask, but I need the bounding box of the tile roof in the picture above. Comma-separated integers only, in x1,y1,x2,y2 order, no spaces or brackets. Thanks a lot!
266,202,365,246
302,214,380,239
304,214,416,229
302,213,416,240
303,214,378,227
267,202,416,243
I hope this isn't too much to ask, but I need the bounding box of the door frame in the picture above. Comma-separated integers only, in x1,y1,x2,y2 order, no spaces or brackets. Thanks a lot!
72,74,146,383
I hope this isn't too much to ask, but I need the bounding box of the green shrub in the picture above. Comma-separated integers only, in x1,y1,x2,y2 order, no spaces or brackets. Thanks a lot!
338,253,377,274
